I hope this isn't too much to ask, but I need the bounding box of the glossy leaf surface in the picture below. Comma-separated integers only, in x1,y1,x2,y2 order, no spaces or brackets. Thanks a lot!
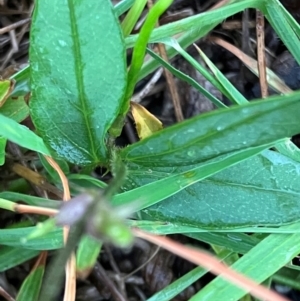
121,92,300,167
0,246,39,272
0,137,5,166
0,96,29,122
128,151,300,228
76,235,102,279
0,227,63,250
0,79,14,107
113,144,277,210
16,253,46,301
0,114,50,156
29,0,127,165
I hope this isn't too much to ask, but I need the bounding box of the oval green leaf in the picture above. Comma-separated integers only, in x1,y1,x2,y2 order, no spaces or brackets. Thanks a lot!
121,92,300,167
128,151,300,228
29,0,127,165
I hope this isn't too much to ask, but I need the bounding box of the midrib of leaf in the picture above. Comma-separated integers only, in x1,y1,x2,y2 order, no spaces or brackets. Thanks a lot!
204,178,300,197
67,0,97,161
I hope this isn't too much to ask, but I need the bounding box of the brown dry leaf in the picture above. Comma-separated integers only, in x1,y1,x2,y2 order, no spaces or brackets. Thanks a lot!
131,101,163,140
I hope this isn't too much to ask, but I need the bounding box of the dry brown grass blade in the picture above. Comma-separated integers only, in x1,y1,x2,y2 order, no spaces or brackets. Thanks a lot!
32,251,47,271
14,204,57,216
133,228,291,301
64,252,77,301
44,156,76,301
10,162,63,198
147,0,184,122
209,0,231,11
256,9,268,98
208,36,292,94
0,18,30,34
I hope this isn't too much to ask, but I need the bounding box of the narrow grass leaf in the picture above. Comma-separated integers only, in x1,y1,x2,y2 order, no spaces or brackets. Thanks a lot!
68,174,107,190
0,114,50,155
194,44,248,104
123,0,172,113
264,0,300,66
0,246,39,272
147,266,207,301
76,235,102,279
125,0,263,48
0,137,6,166
191,223,300,301
147,48,226,108
114,0,135,16
0,227,63,250
0,191,59,209
121,0,148,37
16,252,46,301
187,232,261,255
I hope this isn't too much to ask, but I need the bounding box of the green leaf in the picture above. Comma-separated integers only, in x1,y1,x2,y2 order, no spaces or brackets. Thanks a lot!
10,66,30,97
0,95,29,166
29,0,127,165
0,96,29,122
147,48,226,109
264,0,300,66
0,191,59,209
76,235,102,279
121,0,148,37
0,136,6,166
16,254,45,301
135,151,300,228
121,92,300,167
0,227,63,250
0,113,50,156
68,174,107,190
0,246,39,272
191,223,300,301
126,0,263,48
0,79,14,106
114,0,136,16
113,144,277,210
147,249,232,301
187,232,261,255
123,0,172,111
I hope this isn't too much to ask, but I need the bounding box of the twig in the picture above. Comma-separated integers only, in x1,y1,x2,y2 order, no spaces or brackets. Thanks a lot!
256,9,268,98
90,262,128,301
15,204,57,216
9,162,63,198
0,18,30,35
132,67,163,103
123,245,160,281
147,0,184,122
104,245,127,298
